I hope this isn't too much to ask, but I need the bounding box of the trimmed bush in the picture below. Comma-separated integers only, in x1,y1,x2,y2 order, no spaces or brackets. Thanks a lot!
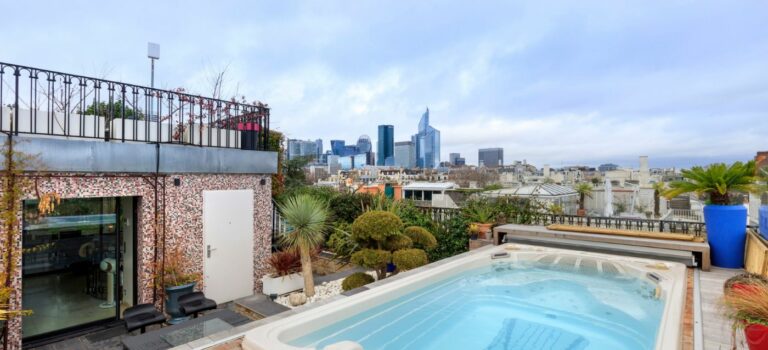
342,272,375,291
351,249,391,270
403,226,437,250
351,211,404,244
392,249,428,271
384,234,413,251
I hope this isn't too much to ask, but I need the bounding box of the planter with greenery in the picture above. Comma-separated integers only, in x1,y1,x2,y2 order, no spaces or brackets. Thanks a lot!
156,249,202,324
665,161,756,268
758,168,767,240
462,199,496,239
261,250,304,296
575,183,593,216
723,278,768,350
468,223,479,240
277,194,329,297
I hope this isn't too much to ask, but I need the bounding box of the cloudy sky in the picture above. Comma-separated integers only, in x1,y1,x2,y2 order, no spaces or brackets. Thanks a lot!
2,1,766,168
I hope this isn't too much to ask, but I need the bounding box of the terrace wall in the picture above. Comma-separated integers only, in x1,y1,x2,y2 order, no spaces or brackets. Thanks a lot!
0,172,272,349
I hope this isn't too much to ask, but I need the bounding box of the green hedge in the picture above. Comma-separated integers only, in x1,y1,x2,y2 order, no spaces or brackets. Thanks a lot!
341,272,375,291
392,249,428,271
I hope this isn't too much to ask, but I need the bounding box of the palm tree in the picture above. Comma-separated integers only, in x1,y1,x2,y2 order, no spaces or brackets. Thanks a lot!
278,194,329,297
575,183,593,211
664,161,756,205
652,182,666,218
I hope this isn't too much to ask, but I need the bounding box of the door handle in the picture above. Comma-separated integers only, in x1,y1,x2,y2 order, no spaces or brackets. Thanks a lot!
207,245,217,258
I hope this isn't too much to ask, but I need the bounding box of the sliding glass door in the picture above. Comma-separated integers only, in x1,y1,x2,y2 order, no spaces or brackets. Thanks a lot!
21,197,135,339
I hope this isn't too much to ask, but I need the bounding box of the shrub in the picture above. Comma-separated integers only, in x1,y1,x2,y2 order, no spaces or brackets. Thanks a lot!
403,226,437,250
351,211,404,245
342,272,375,291
351,249,391,279
266,250,301,277
428,215,470,262
398,200,435,228
325,222,358,261
330,192,374,223
393,249,428,271
384,234,413,251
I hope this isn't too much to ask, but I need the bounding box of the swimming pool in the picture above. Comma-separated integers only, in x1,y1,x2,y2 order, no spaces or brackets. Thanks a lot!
243,244,686,350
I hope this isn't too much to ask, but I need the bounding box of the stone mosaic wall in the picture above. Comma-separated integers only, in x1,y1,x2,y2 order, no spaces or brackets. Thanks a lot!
0,173,272,349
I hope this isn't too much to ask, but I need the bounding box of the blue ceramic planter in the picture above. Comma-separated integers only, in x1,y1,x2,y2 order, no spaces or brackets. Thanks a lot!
704,205,747,268
165,282,196,324
760,205,768,240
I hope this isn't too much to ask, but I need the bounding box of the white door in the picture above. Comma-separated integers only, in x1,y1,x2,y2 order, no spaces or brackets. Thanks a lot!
203,190,255,303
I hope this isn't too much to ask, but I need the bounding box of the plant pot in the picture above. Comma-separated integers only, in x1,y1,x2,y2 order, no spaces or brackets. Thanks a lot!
745,323,768,350
577,208,586,217
470,233,478,240
760,205,768,240
475,223,493,240
261,272,304,296
704,205,747,268
386,263,396,273
165,282,196,324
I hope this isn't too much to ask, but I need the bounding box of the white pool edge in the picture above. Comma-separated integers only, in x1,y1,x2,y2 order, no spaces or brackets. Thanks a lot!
242,244,687,350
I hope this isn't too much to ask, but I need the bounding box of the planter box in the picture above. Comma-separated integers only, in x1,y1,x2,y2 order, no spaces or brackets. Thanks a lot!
262,273,303,296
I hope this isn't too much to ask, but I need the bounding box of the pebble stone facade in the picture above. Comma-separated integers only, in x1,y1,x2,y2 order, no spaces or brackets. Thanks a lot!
0,172,272,349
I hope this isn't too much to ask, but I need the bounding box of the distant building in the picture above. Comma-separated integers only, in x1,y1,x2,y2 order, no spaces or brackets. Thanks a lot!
411,108,440,168
331,140,347,156
377,125,394,166
287,139,320,160
357,135,372,153
598,163,619,172
394,141,416,168
402,182,460,208
449,152,466,166
483,184,579,215
478,148,503,168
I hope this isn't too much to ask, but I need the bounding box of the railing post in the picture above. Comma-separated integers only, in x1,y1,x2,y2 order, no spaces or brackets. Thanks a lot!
13,67,20,135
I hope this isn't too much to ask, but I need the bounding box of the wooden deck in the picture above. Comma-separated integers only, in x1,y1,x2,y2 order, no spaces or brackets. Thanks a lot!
699,267,746,350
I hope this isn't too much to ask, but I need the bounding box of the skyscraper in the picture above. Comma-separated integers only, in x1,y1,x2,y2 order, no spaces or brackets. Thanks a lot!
330,140,346,156
377,125,394,166
394,141,416,168
449,152,465,166
478,148,503,168
287,139,320,161
357,135,372,153
411,108,440,168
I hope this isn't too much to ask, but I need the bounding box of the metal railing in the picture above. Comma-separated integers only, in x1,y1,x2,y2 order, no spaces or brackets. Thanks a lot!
662,208,704,222
0,62,270,150
271,199,290,251
418,207,706,238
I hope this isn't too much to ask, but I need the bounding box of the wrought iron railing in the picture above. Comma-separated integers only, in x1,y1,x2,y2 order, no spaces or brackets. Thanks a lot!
418,207,706,238
0,62,270,150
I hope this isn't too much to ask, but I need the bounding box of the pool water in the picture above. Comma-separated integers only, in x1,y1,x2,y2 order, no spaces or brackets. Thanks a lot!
290,259,664,350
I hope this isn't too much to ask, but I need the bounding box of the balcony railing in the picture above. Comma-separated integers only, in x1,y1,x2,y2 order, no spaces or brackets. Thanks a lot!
0,62,270,150
419,207,706,238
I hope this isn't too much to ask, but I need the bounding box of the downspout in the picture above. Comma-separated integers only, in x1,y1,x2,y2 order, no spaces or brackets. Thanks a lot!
152,142,160,303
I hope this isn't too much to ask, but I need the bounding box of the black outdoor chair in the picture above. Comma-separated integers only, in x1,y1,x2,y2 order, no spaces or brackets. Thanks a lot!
178,292,217,318
124,303,166,334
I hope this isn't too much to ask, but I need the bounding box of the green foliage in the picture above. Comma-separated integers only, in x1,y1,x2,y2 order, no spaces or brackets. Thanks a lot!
282,156,313,196
278,194,329,251
329,192,374,223
493,197,547,224
574,183,593,210
325,222,358,262
462,198,497,224
281,185,339,206
341,272,375,291
403,226,437,250
392,249,428,271
396,200,435,228
383,234,413,251
269,131,285,197
664,161,757,205
427,215,470,262
483,183,503,191
82,101,144,120
351,211,404,247
351,249,391,270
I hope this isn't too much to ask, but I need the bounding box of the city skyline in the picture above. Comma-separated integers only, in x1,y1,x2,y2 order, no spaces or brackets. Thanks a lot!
4,2,765,168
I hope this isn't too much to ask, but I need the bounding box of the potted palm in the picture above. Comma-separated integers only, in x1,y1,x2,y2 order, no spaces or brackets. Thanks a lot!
277,194,329,297
664,161,756,268
156,249,201,324
575,183,593,216
723,278,768,350
463,201,495,239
